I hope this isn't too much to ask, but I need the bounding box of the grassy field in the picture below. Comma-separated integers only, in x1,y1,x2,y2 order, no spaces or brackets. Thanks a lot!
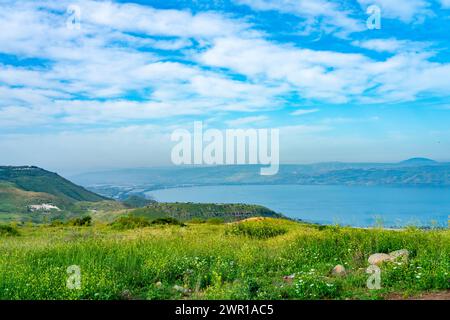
0,218,448,300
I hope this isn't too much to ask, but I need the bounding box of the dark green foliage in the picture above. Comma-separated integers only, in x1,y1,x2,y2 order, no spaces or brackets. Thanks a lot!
131,202,282,222
0,224,19,236
67,216,92,226
110,215,151,230
227,220,287,239
151,217,186,226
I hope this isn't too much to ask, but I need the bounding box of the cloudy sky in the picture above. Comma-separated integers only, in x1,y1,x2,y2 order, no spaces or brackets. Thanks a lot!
0,0,450,174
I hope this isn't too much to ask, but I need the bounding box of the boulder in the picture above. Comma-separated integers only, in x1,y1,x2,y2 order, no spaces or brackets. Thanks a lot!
389,249,409,262
331,264,346,276
368,253,392,265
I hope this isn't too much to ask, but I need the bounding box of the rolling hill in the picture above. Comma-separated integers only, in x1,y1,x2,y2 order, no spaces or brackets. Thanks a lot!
0,166,106,202
0,166,111,222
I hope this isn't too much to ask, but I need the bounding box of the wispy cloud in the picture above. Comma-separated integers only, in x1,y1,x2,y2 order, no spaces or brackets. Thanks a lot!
226,115,269,126
291,108,320,116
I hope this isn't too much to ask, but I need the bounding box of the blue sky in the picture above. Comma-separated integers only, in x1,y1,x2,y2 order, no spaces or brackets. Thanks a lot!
0,0,450,173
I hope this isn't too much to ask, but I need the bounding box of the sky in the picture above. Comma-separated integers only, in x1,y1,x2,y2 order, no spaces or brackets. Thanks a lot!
0,0,450,174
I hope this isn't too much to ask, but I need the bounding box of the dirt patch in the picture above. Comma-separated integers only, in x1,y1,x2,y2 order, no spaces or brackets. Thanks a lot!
387,290,450,300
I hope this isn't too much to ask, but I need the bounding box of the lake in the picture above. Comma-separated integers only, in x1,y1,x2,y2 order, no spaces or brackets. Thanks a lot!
147,185,450,227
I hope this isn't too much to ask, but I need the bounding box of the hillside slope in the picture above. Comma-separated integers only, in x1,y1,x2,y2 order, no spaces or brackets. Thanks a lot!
130,202,283,222
0,166,107,202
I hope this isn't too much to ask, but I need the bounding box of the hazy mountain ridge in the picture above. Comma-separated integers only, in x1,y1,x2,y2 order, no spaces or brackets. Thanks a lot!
70,159,450,199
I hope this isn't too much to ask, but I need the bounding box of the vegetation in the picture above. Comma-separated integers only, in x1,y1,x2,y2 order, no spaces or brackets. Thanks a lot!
130,202,282,222
122,195,156,209
0,166,120,224
151,217,185,227
110,215,151,230
0,218,448,300
0,224,19,237
226,219,288,239
67,216,92,227
0,166,106,203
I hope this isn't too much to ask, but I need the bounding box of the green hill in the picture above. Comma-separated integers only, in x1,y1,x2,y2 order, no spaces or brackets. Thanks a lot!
0,166,106,203
129,202,283,222
0,166,112,222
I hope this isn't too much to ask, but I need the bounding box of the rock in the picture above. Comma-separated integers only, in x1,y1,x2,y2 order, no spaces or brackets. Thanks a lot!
368,253,392,265
282,274,295,283
389,249,409,262
331,264,346,276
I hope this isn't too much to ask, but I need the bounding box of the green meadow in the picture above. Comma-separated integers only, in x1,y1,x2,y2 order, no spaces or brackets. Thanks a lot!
0,218,448,300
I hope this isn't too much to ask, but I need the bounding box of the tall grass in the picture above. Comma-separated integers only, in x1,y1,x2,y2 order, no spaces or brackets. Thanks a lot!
0,219,448,300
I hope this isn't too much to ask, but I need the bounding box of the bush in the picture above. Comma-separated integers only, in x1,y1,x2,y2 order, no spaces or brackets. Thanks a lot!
110,215,151,230
226,220,287,239
0,224,20,236
68,216,92,227
151,217,186,227
206,218,224,225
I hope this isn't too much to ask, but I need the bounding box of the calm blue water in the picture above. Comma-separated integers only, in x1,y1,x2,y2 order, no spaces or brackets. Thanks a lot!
147,185,450,227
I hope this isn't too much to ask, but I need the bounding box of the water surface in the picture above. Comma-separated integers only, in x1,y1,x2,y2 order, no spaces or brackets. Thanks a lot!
147,185,450,227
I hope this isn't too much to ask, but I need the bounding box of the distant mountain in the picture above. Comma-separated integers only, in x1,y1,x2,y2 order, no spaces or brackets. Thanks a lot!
70,159,450,199
398,158,438,166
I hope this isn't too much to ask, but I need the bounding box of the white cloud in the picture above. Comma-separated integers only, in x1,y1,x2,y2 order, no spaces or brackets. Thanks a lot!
0,0,450,131
235,0,364,36
199,36,450,105
441,0,450,8
291,108,320,116
226,115,269,126
351,38,431,53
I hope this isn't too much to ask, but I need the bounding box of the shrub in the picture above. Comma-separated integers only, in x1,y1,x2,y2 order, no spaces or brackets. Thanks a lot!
110,215,151,230
206,218,225,225
68,215,92,226
0,224,20,236
226,220,287,239
151,217,186,226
